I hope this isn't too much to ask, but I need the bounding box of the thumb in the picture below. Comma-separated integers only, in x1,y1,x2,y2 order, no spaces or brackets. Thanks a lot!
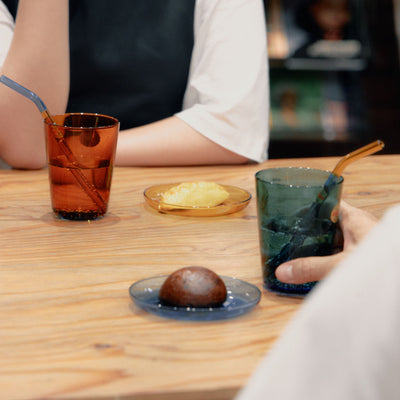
275,252,347,284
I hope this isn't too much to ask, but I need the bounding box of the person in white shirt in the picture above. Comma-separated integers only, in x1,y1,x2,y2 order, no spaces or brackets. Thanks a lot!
236,201,400,400
0,0,269,169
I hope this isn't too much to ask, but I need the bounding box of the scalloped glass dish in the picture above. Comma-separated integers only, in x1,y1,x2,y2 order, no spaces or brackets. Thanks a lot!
129,275,261,321
143,183,251,217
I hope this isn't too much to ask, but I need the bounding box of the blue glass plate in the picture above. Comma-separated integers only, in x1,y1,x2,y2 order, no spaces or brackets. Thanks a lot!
129,275,261,321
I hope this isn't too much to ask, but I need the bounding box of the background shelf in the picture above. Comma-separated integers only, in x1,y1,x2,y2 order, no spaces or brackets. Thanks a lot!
265,0,400,158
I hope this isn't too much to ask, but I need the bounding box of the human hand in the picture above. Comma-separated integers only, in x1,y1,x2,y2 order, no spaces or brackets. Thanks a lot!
275,201,378,284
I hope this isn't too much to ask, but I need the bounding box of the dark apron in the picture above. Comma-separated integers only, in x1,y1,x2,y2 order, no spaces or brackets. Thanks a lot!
4,0,195,130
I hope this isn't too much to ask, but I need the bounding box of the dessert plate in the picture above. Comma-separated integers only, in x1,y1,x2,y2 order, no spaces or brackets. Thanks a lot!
143,183,251,217
129,275,261,321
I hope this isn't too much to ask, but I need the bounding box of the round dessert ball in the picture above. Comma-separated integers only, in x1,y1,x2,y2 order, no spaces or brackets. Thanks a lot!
159,266,227,308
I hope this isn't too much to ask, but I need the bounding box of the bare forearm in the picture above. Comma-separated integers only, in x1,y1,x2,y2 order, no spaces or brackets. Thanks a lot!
0,0,69,168
115,116,249,166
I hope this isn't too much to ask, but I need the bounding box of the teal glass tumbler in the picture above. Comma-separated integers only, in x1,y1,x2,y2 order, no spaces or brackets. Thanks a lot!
255,167,343,295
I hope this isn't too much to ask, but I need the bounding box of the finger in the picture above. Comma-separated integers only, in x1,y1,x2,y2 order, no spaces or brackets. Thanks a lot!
339,201,378,228
339,202,378,246
275,252,347,284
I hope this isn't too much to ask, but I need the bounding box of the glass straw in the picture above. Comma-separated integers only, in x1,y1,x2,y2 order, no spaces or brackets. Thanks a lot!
331,139,385,177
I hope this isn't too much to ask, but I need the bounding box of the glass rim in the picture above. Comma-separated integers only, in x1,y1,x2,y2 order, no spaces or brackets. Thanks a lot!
255,166,344,187
44,112,119,129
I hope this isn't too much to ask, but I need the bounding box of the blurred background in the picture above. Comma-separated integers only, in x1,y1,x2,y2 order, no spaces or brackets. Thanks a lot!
264,0,400,158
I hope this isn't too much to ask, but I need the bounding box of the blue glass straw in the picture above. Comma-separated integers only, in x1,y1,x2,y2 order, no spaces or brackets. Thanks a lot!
0,75,55,123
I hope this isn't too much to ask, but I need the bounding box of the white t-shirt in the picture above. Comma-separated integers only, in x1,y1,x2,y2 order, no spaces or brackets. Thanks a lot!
236,204,400,400
0,0,269,163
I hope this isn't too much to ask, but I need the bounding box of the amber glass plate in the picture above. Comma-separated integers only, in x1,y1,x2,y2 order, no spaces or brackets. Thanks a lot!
143,183,251,217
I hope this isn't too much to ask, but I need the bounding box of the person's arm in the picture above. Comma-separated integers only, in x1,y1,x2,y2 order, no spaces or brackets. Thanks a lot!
115,116,248,166
236,204,400,400
275,201,378,284
0,2,13,67
0,0,69,169
115,0,269,166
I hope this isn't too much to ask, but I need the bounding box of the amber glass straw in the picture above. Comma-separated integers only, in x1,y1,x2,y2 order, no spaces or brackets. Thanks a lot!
332,140,385,177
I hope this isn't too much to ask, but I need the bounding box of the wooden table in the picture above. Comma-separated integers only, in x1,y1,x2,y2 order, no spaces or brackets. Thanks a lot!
1,155,399,400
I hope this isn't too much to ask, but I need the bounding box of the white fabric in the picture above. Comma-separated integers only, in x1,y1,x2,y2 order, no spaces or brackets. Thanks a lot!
236,204,400,400
0,1,13,68
0,0,269,163
176,0,269,162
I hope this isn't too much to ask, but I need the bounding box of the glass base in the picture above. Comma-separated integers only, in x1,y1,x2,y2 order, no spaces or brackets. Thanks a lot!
264,278,317,297
53,209,105,221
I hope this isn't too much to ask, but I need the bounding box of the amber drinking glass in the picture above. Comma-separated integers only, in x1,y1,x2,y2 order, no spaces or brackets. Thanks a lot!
44,113,119,220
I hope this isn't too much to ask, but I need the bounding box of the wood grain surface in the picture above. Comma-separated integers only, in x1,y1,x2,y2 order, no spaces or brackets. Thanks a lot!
1,155,399,400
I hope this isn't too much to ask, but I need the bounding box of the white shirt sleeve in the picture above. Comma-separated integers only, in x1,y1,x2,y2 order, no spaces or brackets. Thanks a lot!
0,1,14,69
175,0,270,163
236,203,400,400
